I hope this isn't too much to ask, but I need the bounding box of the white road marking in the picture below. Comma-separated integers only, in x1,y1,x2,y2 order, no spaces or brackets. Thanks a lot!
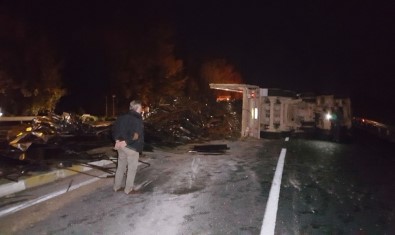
0,174,109,218
285,137,289,141
260,148,287,235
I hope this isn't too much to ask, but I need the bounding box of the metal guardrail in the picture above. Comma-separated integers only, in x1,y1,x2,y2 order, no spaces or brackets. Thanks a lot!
0,116,36,122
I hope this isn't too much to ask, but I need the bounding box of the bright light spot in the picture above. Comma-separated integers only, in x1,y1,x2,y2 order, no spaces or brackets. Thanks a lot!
251,108,259,119
325,113,332,120
26,127,32,131
0,107,2,117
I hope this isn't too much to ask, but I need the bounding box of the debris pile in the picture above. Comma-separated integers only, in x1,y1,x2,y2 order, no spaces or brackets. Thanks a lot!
4,98,241,153
0,98,242,182
7,112,112,152
144,97,241,146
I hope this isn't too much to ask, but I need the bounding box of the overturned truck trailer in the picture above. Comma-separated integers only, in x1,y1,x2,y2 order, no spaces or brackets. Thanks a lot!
210,84,352,141
260,89,352,140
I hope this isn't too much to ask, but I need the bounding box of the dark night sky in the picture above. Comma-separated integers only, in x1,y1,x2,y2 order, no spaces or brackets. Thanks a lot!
172,1,395,123
2,0,395,122
169,0,395,121
173,1,394,94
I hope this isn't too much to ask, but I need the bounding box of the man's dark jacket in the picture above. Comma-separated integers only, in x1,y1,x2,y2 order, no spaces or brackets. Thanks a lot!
112,110,144,152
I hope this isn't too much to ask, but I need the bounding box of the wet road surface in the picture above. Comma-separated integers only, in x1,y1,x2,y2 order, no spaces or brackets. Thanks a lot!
0,135,394,234
277,136,395,234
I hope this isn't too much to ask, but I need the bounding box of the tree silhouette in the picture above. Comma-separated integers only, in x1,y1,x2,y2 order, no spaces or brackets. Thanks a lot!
104,24,187,107
200,59,244,99
29,36,65,115
0,6,66,115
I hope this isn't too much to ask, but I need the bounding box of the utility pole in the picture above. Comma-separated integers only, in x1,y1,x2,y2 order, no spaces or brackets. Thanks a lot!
112,94,116,117
105,96,108,117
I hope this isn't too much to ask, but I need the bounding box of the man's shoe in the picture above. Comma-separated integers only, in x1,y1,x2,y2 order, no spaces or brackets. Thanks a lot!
114,187,124,192
126,189,141,195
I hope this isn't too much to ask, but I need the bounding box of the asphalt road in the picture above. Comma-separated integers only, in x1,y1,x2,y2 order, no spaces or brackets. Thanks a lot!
278,137,395,234
0,136,394,234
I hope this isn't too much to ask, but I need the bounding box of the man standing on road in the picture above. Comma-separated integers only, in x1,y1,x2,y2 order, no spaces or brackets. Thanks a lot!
112,100,144,194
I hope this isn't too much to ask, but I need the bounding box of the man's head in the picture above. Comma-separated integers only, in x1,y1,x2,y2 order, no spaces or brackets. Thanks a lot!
129,100,142,113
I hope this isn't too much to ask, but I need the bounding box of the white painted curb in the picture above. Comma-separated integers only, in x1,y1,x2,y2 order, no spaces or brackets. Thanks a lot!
0,160,113,198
